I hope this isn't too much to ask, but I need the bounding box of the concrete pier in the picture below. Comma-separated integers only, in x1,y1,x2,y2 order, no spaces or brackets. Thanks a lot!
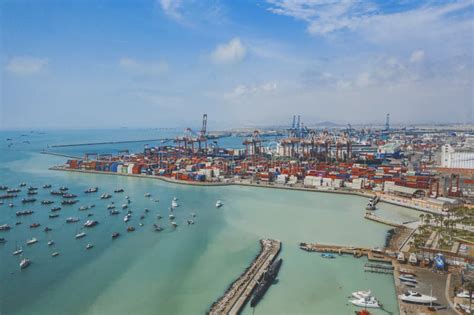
364,212,404,228
48,138,173,148
299,242,392,263
208,239,281,315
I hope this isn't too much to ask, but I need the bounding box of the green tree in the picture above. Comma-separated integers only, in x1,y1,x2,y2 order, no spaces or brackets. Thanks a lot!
464,280,474,311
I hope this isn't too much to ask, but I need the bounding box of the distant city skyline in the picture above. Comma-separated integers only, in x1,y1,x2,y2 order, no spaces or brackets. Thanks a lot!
1,0,473,129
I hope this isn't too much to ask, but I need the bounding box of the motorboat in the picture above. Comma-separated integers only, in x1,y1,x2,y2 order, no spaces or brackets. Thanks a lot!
171,200,178,208
51,206,61,212
13,248,23,255
20,258,31,269
144,193,151,197
350,296,380,308
398,290,437,304
187,220,195,225
19,183,27,187
26,238,38,245
48,240,54,246
124,214,131,222
75,232,86,239
321,253,336,259
79,205,89,211
0,224,11,231
457,290,474,299
59,186,69,191
112,232,120,239
169,214,175,220
107,204,116,209
171,221,178,228
84,220,98,228
27,190,38,195
49,213,59,218
114,188,124,193
216,200,223,208
408,253,418,265
121,204,128,209
100,193,112,199
86,244,94,250
8,203,14,207
84,187,98,193
139,223,144,227
66,217,80,223
43,184,52,189
51,252,59,257
127,226,135,232
50,190,64,196
399,275,417,284
30,223,41,228
352,290,372,299
397,252,406,263
110,209,119,215
125,195,130,199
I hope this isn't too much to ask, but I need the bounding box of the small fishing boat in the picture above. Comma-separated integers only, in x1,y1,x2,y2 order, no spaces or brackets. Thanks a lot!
187,220,195,225
16,210,34,216
51,252,59,257
144,193,151,197
114,188,124,193
0,224,11,231
112,232,120,239
43,184,52,189
84,220,98,228
124,214,131,222
48,240,55,246
127,226,135,232
121,204,128,209
171,200,178,208
50,190,64,196
215,200,223,208
79,205,89,211
84,187,98,193
22,198,37,203
8,203,14,207
169,214,175,220
350,297,380,308
61,199,78,205
153,225,164,232
26,237,38,245
75,232,86,239
49,213,59,218
30,223,41,228
107,204,116,209
110,209,120,215
86,244,94,250
19,183,27,187
62,193,77,199
51,206,62,212
44,227,52,232
321,253,336,259
100,193,112,199
41,200,54,205
66,217,80,223
59,186,69,191
13,248,23,255
20,258,31,269
0,238,6,243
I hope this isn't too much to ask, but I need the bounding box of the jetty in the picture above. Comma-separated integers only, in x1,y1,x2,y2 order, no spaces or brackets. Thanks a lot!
364,212,404,228
299,242,392,263
208,239,281,315
48,138,173,148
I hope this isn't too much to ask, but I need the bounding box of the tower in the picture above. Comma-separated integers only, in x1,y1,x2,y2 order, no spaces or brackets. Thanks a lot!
385,113,390,131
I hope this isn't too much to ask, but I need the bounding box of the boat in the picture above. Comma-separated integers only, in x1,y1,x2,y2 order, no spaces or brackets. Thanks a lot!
41,200,54,205
110,209,119,215
30,223,41,228
59,186,68,191
121,204,128,209
86,244,94,250
66,217,80,223
350,297,380,308
144,208,150,213
191,212,196,217
171,221,178,228
27,186,38,191
13,248,23,255
7,188,21,193
144,193,151,197
169,214,175,220
127,226,135,232
100,193,112,199
355,310,372,315
408,253,418,265
15,221,22,225
79,205,89,211
153,224,164,232
26,237,38,245
114,189,124,193
51,206,61,212
61,199,78,205
0,193,17,199
49,213,59,218
62,193,77,199
398,290,437,304
75,232,86,239
397,252,406,263
107,204,116,209
399,275,417,284
0,224,11,231
44,227,52,232
216,200,223,208
171,200,178,208
22,198,37,203
187,220,195,225
0,238,6,243
8,203,14,207
352,290,372,299
84,220,98,228
51,252,59,257
0,185,7,190
19,183,26,187
173,197,178,201
27,191,38,195
16,210,34,216
250,258,283,307
50,190,64,196
457,290,474,299
84,187,98,193
48,240,54,246
112,232,120,239
321,253,336,259
124,214,131,222
43,184,52,189
20,258,31,269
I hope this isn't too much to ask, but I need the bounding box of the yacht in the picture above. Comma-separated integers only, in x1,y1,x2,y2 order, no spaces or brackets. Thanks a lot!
75,232,86,239
352,290,372,299
51,252,59,257
350,296,380,308
84,220,98,228
86,244,94,250
13,248,23,255
397,252,406,263
171,200,178,208
216,200,223,208
20,258,31,269
399,290,437,304
26,237,38,245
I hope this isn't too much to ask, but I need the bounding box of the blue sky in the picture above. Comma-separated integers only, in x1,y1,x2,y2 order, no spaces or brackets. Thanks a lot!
1,0,473,129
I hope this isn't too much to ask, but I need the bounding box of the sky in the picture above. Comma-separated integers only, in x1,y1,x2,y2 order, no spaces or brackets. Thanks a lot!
1,0,473,130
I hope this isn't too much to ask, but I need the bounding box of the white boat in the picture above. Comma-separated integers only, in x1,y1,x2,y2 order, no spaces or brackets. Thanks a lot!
408,252,418,265
124,214,131,222
121,204,128,209
216,200,223,208
75,232,86,239
13,248,23,255
350,296,380,308
26,238,38,245
144,193,151,197
107,204,115,209
399,290,437,304
47,240,54,246
173,197,178,201
457,290,474,299
51,252,59,257
169,214,175,220
171,200,178,208
397,252,406,262
84,220,98,227
399,275,417,284
171,221,178,227
86,244,94,250
352,290,371,299
20,258,31,269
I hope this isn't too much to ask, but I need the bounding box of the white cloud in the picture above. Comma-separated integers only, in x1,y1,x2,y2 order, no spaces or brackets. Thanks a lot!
225,82,277,99
159,0,183,21
409,50,425,63
211,38,246,64
119,57,168,76
5,57,48,76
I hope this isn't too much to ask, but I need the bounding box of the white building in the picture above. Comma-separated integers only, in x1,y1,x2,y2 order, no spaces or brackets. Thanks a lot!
441,144,474,169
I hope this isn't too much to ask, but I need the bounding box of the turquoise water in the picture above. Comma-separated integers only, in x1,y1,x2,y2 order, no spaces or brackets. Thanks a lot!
0,130,420,315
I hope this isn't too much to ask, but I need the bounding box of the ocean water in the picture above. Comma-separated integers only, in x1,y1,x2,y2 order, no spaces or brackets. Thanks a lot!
0,130,421,315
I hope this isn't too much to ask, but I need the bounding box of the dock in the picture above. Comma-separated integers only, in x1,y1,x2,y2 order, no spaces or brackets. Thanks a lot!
48,138,173,148
208,239,281,315
299,242,392,263
364,212,404,228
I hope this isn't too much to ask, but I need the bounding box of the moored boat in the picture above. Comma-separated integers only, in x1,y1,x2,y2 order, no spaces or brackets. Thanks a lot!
20,258,31,269
398,290,437,304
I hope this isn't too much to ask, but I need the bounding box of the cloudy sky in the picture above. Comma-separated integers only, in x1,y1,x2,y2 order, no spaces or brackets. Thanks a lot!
1,0,473,129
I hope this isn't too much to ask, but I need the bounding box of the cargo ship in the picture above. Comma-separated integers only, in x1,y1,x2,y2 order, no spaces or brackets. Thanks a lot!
250,258,283,308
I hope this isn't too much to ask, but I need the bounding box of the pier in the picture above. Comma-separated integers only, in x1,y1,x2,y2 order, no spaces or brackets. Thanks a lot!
208,239,281,315
48,138,172,148
364,212,404,228
299,242,392,263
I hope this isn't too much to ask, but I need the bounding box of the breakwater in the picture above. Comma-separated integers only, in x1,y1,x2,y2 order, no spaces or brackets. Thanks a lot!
208,239,281,315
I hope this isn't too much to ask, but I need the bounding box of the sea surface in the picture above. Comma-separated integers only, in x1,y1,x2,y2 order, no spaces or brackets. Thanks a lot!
0,129,421,315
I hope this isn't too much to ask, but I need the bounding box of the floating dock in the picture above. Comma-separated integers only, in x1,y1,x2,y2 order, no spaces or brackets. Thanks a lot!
208,239,281,315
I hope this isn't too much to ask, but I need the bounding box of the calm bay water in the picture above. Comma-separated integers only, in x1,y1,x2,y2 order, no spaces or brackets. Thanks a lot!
0,129,420,315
